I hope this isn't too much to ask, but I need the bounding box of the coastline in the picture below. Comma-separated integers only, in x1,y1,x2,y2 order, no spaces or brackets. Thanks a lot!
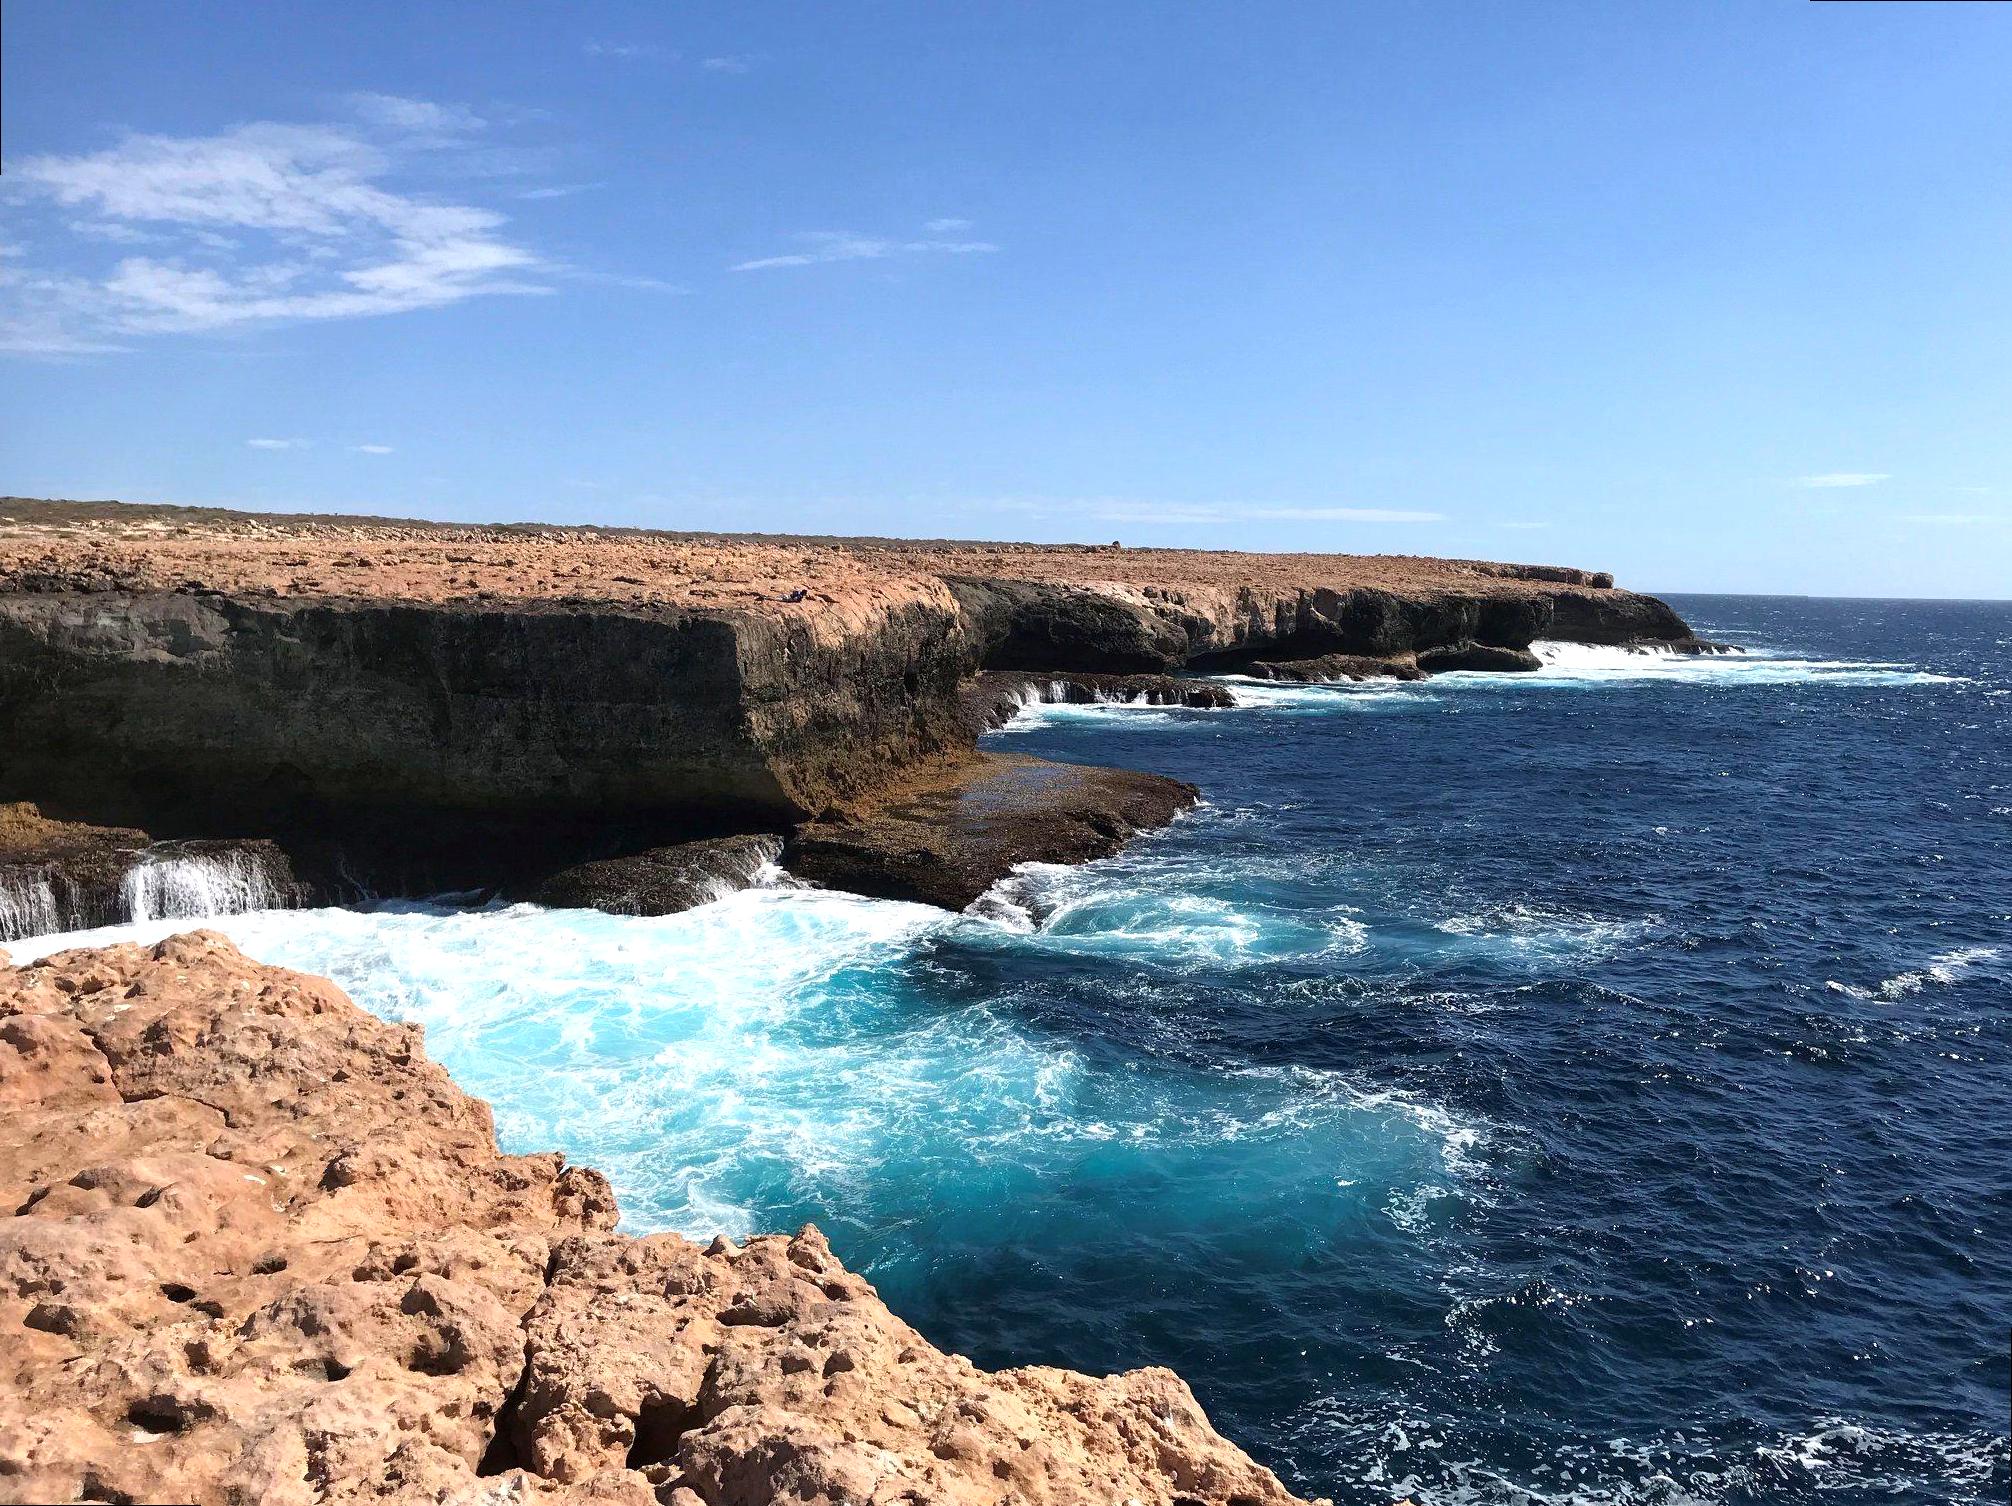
0,499,1711,1501
0,496,1711,940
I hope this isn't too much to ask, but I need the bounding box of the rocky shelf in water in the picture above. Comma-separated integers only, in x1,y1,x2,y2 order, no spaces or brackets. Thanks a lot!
0,931,1324,1506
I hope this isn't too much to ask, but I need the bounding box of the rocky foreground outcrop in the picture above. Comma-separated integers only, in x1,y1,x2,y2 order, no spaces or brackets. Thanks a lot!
0,932,1315,1506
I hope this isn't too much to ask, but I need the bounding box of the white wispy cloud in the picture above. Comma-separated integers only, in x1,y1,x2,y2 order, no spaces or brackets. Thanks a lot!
516,183,603,201
246,437,305,450
350,443,395,454
565,268,691,294
2,107,548,355
583,40,664,59
701,55,751,73
345,92,485,139
924,217,973,233
732,225,999,272
1795,472,1891,489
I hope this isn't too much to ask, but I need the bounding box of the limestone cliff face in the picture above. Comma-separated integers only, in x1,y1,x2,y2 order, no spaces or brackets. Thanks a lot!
948,574,1692,672
0,589,971,836
0,932,1317,1506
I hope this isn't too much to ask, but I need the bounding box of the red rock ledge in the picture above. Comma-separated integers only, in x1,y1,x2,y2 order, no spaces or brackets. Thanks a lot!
0,932,1317,1506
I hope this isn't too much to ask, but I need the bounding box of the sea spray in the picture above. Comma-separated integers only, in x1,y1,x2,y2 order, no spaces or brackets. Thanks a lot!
0,871,61,942
119,848,292,923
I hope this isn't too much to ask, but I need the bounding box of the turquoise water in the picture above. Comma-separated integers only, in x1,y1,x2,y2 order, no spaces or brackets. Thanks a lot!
19,598,2011,1505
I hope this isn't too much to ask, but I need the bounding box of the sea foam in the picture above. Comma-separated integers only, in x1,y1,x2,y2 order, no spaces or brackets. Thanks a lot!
14,887,1481,1256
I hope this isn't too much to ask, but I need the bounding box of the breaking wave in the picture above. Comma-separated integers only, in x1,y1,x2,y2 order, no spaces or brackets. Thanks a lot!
120,849,291,924
1523,639,1964,686
1825,945,2004,1001
12,888,1485,1259
2,846,296,943
0,872,61,941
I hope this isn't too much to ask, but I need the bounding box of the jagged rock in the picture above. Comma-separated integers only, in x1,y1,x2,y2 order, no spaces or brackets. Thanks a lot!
523,835,786,916
0,933,1318,1506
788,752,1199,911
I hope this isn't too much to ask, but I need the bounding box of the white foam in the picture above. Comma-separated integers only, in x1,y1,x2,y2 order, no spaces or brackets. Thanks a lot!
1521,640,1963,686
13,889,1479,1244
1304,1403,2008,1506
1433,902,1660,963
966,858,1374,968
0,872,61,943
1824,945,2003,1001
991,698,1203,733
119,850,288,924
1207,676,1437,713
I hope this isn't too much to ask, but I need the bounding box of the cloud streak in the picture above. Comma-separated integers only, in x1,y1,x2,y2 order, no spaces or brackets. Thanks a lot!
1796,472,1890,489
2,103,546,354
582,40,664,60
731,226,998,272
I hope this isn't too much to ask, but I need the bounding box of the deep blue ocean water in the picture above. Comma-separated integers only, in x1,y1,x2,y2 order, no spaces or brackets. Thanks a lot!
22,596,2012,1504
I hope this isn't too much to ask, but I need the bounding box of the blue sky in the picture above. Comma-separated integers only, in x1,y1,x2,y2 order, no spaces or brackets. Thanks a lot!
5,1,2010,597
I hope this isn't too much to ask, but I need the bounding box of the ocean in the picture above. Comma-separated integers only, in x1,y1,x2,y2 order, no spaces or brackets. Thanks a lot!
16,594,2011,1505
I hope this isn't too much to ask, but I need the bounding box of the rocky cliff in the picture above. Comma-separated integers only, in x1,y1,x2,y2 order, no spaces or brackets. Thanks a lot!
0,498,1705,912
0,931,1318,1506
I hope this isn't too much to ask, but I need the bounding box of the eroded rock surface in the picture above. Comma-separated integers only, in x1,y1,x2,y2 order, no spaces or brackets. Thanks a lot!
0,500,1696,829
0,933,1316,1506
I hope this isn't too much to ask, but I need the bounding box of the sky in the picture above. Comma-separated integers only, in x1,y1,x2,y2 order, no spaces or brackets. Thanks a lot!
5,1,2011,598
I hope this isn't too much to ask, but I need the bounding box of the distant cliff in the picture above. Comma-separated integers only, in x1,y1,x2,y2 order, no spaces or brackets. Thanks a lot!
0,499,1706,910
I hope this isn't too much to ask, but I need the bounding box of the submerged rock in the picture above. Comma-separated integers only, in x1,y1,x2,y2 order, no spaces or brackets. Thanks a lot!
525,834,786,916
0,932,1318,1506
